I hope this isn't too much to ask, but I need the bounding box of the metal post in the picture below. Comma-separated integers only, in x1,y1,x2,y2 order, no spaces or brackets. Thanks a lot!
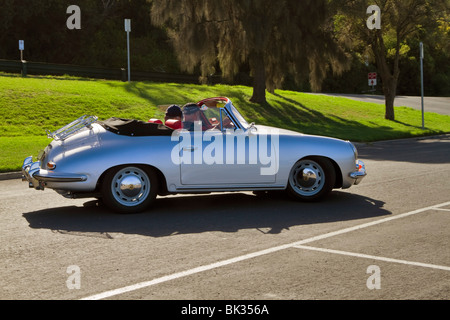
127,31,130,82
125,19,131,82
21,60,27,77
420,42,424,129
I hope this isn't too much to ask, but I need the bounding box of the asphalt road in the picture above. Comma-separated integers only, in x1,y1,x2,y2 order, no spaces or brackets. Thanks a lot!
1,135,449,306
312,93,450,116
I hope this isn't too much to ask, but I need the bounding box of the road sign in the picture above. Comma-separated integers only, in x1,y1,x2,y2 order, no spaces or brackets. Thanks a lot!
19,40,25,61
124,19,131,32
368,72,377,86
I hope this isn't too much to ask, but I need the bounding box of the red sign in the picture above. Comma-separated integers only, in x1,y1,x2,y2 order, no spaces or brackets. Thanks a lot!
368,72,377,86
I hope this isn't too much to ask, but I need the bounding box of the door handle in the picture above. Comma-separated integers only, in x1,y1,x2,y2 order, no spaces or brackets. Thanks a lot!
182,146,198,152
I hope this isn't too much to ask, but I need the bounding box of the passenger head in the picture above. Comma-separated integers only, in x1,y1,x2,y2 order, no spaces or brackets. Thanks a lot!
165,105,182,121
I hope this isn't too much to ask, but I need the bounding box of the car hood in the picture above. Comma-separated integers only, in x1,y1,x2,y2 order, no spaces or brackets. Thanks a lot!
254,124,303,136
254,124,352,146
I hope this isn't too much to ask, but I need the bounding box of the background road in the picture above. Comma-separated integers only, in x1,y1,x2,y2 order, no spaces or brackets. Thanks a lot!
312,94,450,116
1,135,449,304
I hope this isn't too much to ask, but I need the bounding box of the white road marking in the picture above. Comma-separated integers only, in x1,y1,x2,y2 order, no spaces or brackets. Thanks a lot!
433,208,450,212
293,245,450,272
80,200,450,300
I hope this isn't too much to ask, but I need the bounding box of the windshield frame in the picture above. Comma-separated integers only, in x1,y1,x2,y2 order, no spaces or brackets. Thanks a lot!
224,100,250,130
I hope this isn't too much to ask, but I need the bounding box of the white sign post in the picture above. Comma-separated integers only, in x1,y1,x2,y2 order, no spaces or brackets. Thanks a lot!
19,40,24,61
125,19,131,82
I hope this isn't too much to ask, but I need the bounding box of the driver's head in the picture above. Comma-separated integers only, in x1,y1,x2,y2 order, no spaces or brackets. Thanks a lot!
182,103,201,121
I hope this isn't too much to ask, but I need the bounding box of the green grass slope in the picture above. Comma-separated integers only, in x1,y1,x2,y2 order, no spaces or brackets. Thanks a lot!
1,73,449,172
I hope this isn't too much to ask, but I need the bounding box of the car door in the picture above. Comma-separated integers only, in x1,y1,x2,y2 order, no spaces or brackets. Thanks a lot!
178,125,277,186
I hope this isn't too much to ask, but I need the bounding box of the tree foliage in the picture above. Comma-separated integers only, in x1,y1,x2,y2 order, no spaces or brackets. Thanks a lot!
334,0,448,120
0,0,448,106
0,0,178,72
151,0,350,103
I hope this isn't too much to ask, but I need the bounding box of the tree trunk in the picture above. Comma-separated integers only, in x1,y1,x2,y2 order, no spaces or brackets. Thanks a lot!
249,53,267,104
373,30,399,121
379,72,398,120
384,80,396,120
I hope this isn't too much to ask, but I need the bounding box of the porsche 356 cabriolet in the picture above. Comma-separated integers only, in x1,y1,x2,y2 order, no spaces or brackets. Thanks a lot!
22,97,366,213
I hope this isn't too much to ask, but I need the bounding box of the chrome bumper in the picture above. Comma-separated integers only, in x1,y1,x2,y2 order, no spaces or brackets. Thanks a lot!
22,156,87,190
349,160,367,185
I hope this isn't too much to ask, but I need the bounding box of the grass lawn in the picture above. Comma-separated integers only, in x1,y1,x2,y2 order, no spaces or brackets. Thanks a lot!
1,73,449,172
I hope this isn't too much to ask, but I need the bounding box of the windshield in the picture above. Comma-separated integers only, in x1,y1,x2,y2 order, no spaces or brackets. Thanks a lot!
195,98,251,131
229,103,250,130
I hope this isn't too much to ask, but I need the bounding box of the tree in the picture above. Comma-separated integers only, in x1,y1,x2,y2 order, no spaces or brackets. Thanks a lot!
150,0,349,103
334,0,447,120
0,0,177,71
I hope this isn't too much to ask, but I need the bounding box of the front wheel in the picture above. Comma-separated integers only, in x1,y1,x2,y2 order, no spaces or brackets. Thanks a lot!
101,165,158,214
286,157,335,202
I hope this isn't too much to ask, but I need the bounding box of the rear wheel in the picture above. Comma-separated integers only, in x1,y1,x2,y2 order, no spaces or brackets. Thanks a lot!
101,165,157,214
286,157,335,201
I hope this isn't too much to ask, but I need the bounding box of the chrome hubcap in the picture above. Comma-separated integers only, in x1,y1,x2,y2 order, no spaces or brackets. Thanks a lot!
111,167,150,207
289,160,325,196
119,175,142,198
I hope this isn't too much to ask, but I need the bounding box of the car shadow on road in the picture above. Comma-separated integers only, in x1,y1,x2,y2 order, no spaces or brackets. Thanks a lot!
22,191,390,239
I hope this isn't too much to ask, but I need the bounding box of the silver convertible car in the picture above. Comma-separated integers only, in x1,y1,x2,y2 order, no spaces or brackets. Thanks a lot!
22,97,366,213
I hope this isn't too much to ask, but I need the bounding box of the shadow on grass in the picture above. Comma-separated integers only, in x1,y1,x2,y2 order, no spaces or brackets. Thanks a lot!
106,81,198,108
267,93,417,142
102,83,446,143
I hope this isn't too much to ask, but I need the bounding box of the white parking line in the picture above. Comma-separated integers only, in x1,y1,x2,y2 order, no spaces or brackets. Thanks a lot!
433,208,450,212
80,200,450,300
293,245,450,272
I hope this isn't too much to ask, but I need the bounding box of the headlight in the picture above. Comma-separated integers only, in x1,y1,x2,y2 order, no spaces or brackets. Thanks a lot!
47,161,56,170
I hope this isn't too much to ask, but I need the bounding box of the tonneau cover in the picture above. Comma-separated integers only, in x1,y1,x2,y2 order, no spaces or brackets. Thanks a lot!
98,117,173,136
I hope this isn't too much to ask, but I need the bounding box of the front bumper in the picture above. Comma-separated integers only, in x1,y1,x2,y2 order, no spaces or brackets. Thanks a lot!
22,156,87,190
349,160,367,185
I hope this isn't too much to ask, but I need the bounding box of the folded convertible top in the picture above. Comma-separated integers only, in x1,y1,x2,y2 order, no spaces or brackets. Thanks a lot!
98,117,173,136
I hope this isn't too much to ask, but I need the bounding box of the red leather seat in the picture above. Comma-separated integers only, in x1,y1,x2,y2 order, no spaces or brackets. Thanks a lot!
165,119,182,130
148,118,163,124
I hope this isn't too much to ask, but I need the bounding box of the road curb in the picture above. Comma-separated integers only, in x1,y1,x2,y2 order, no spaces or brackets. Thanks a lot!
0,171,22,181
353,133,450,146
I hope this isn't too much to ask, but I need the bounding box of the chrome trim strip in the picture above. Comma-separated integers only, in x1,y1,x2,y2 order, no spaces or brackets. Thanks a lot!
175,185,285,192
33,171,87,183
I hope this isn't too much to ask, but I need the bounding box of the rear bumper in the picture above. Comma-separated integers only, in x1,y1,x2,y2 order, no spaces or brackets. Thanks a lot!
22,156,87,190
349,160,367,185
